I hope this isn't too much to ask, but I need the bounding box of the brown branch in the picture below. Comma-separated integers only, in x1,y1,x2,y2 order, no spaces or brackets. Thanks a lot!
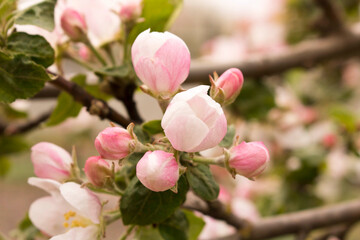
1,111,52,136
48,72,132,128
313,0,346,33
187,24,360,83
186,197,360,240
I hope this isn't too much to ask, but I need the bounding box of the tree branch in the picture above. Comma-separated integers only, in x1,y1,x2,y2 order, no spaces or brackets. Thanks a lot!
0,111,51,136
187,24,360,83
48,72,132,128
313,0,346,33
186,197,360,240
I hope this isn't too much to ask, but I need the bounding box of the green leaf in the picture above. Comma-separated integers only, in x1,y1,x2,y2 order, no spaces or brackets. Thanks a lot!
159,210,189,240
230,80,275,121
46,92,82,126
134,226,164,240
120,176,189,225
329,106,357,132
183,210,205,240
0,135,28,155
0,51,50,103
134,125,151,144
219,125,235,148
71,74,111,100
95,65,131,78
7,32,55,67
128,0,183,44
186,164,219,201
0,157,11,177
0,103,27,119
142,120,163,135
115,152,144,190
12,213,41,240
15,0,56,31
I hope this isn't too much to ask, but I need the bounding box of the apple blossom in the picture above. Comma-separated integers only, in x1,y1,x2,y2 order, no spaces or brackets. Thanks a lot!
119,0,142,22
131,29,191,97
210,68,244,105
28,178,101,239
95,126,133,160
228,141,270,179
161,85,227,152
136,151,179,192
84,156,113,187
31,142,73,182
60,8,87,42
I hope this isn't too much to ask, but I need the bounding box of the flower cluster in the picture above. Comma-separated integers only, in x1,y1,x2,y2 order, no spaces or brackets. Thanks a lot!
27,29,269,239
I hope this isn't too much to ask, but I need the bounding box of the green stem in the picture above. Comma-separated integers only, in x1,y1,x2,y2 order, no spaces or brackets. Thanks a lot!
119,225,135,240
84,39,107,66
191,155,225,166
65,54,96,71
122,24,129,64
103,44,116,66
105,212,122,225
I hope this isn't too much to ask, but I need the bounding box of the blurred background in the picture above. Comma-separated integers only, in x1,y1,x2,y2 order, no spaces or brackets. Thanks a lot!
2,0,360,239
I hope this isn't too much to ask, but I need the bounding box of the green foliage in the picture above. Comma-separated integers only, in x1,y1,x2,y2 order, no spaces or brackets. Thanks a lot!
0,51,50,103
0,0,16,36
115,152,145,190
219,125,235,148
0,135,28,155
96,65,132,78
71,74,111,100
0,156,11,177
120,176,189,225
142,120,163,135
134,226,164,240
329,106,358,133
11,213,41,240
15,0,56,31
46,92,82,126
128,0,183,43
0,103,27,120
230,80,275,121
133,125,151,144
159,210,189,240
7,32,54,68
186,164,219,201
182,210,205,240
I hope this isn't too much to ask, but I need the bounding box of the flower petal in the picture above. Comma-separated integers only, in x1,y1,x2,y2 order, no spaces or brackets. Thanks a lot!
50,225,98,240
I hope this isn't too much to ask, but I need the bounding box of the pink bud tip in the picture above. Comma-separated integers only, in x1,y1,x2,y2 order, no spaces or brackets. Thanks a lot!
229,141,270,179
95,127,133,160
84,156,112,187
131,29,191,97
60,8,87,42
212,68,244,105
119,0,142,22
136,150,179,192
31,142,73,182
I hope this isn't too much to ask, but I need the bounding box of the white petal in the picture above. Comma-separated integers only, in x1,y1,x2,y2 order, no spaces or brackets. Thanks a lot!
60,182,101,224
50,226,98,240
28,177,61,196
29,196,71,236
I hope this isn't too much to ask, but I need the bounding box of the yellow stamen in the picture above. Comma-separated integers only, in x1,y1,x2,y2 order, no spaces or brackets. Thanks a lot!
63,222,69,228
64,211,76,220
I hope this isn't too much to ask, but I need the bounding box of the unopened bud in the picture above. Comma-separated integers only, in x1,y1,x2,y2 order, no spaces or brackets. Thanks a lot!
228,141,270,179
31,142,73,182
119,0,142,22
210,68,244,105
84,156,113,187
95,127,133,160
136,150,179,192
61,8,87,42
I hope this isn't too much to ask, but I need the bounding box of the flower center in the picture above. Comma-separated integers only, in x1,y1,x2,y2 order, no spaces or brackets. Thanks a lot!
63,210,92,228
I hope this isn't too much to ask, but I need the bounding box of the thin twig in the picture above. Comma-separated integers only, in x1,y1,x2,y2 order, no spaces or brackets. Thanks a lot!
48,71,132,128
1,111,52,136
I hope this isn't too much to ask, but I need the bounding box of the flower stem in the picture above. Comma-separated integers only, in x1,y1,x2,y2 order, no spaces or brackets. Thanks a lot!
119,225,135,240
191,155,225,167
84,39,107,66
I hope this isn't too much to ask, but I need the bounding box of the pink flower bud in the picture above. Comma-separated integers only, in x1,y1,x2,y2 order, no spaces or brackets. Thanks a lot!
210,68,244,105
136,151,179,192
95,127,133,160
60,9,87,42
84,156,113,187
228,142,270,179
119,0,142,22
31,142,73,181
161,85,227,152
132,29,191,97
